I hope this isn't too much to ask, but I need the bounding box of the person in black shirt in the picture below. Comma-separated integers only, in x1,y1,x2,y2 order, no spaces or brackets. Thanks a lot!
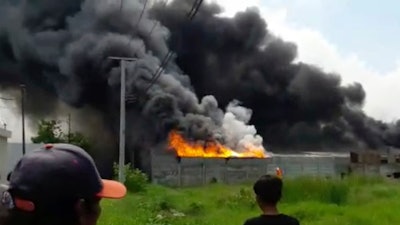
243,175,299,225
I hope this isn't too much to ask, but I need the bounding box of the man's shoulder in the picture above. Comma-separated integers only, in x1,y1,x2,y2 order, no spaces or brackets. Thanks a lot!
279,214,299,224
244,214,299,225
245,216,262,222
243,216,263,225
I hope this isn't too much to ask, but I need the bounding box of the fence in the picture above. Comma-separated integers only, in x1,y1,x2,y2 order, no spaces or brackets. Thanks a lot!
151,152,350,187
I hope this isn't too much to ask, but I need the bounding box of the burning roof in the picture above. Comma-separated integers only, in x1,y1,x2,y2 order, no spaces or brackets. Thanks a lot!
168,130,268,158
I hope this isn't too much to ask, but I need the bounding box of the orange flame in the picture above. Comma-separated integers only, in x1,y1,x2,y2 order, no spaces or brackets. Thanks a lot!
168,130,268,158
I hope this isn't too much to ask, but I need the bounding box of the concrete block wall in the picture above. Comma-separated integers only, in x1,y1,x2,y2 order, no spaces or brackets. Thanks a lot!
151,151,350,187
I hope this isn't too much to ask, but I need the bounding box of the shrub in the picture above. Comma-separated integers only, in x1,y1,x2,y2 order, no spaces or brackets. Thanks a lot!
113,163,149,193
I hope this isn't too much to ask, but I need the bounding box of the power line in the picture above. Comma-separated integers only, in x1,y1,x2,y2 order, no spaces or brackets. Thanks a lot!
135,0,148,28
147,21,159,37
120,0,150,59
142,51,175,93
114,0,204,100
115,0,169,102
146,0,168,37
141,0,204,96
187,0,204,20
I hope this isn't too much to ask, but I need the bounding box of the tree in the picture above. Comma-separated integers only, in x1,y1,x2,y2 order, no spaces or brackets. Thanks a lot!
31,119,91,150
31,119,64,143
66,132,91,151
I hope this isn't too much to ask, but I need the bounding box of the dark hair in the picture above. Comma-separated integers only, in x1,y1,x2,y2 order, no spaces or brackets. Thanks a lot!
253,175,283,205
0,197,99,225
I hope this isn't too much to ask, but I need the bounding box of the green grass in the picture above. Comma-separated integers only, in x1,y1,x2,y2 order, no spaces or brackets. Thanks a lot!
99,176,400,225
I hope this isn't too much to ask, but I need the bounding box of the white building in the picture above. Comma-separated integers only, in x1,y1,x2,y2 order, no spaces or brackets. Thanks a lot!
6,143,42,174
0,127,11,184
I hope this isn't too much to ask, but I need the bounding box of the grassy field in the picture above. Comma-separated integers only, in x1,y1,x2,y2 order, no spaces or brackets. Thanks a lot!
99,176,400,225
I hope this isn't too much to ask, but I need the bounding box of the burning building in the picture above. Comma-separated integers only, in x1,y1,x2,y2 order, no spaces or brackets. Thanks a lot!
147,129,348,187
151,145,349,187
0,0,400,178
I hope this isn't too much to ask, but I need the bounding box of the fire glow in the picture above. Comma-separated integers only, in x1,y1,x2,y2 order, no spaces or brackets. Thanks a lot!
168,130,268,158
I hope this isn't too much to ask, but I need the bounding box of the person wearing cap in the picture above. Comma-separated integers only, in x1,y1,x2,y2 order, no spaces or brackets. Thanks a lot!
243,174,299,225
0,143,127,225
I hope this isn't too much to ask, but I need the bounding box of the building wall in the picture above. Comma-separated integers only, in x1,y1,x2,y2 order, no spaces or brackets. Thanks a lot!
0,136,8,183
6,143,42,174
0,128,11,184
151,151,350,187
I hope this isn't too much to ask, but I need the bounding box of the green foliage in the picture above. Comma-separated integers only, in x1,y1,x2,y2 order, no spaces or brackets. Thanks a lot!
282,176,349,205
67,132,91,151
99,176,400,225
113,163,149,193
217,187,256,209
184,202,205,216
31,119,91,150
31,119,64,143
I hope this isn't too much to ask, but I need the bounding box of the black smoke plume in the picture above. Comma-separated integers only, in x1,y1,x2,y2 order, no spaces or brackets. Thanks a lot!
0,0,399,173
149,0,400,150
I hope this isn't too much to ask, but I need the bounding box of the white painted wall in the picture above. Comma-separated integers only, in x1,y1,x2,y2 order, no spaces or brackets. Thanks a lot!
6,143,42,175
0,128,11,184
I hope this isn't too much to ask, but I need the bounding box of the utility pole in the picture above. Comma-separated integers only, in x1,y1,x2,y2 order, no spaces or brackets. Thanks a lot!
67,113,71,143
108,56,137,183
20,84,26,155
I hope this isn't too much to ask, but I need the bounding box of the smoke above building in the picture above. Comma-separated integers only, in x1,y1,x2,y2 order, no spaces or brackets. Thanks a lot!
0,0,399,168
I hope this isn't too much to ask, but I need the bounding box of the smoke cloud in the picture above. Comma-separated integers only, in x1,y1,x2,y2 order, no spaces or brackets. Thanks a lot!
150,0,400,150
0,0,399,175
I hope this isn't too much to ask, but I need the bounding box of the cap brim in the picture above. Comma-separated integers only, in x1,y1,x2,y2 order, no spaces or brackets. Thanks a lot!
1,185,35,212
96,179,127,199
